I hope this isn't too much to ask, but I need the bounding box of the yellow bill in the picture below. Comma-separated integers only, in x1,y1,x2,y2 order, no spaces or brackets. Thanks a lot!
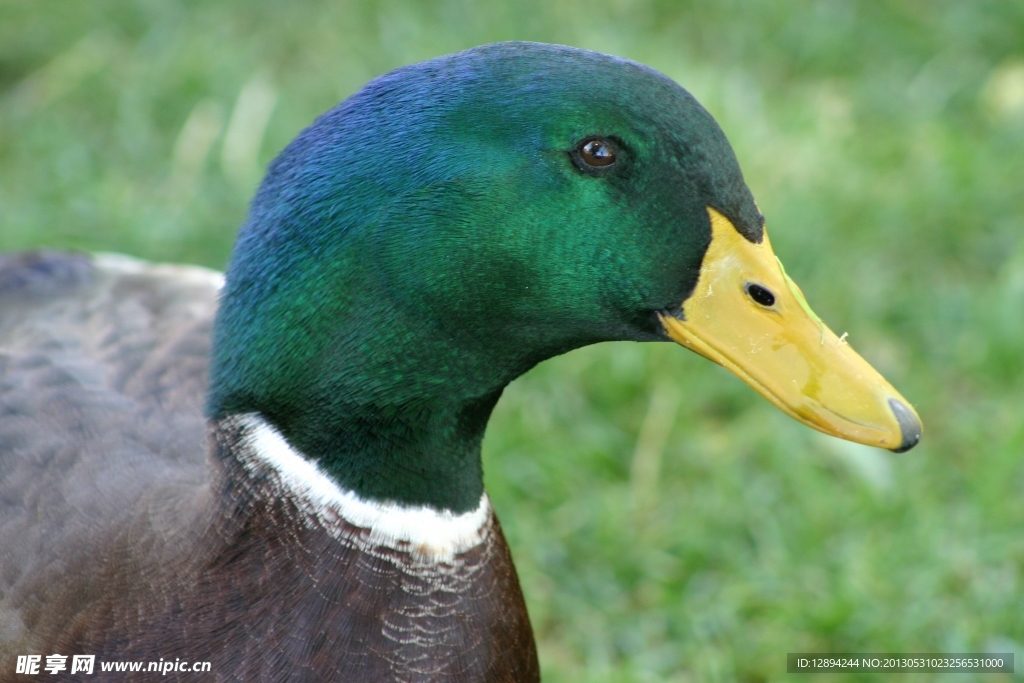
661,207,922,452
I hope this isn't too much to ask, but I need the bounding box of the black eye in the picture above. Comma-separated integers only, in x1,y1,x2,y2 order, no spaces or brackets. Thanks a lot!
746,283,776,307
575,138,617,169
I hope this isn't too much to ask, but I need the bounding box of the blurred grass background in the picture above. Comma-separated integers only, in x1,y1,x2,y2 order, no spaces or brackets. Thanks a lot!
2,1,1023,681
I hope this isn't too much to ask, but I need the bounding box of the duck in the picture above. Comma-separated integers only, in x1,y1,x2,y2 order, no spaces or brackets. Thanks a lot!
0,42,921,682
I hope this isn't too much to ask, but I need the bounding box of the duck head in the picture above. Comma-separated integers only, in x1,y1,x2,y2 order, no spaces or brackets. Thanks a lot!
209,42,920,513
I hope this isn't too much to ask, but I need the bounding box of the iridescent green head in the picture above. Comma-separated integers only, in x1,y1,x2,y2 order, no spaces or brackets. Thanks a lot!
209,42,919,512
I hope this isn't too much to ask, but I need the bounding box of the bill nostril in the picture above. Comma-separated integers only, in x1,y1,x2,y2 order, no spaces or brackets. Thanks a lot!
888,398,922,453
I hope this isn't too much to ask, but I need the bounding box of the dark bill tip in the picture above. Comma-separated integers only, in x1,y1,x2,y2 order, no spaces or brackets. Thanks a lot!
888,398,922,453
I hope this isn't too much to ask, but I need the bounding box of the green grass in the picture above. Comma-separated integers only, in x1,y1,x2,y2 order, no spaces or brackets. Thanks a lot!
3,1,1024,681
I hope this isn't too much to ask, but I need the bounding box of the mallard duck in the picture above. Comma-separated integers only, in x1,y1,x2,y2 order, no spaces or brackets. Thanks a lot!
0,42,920,682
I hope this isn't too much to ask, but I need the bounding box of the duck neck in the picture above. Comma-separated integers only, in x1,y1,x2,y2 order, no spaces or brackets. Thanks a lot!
268,388,505,514
210,275,558,513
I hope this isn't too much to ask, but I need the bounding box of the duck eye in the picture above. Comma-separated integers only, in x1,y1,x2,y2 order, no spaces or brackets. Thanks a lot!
576,139,616,169
745,283,776,307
